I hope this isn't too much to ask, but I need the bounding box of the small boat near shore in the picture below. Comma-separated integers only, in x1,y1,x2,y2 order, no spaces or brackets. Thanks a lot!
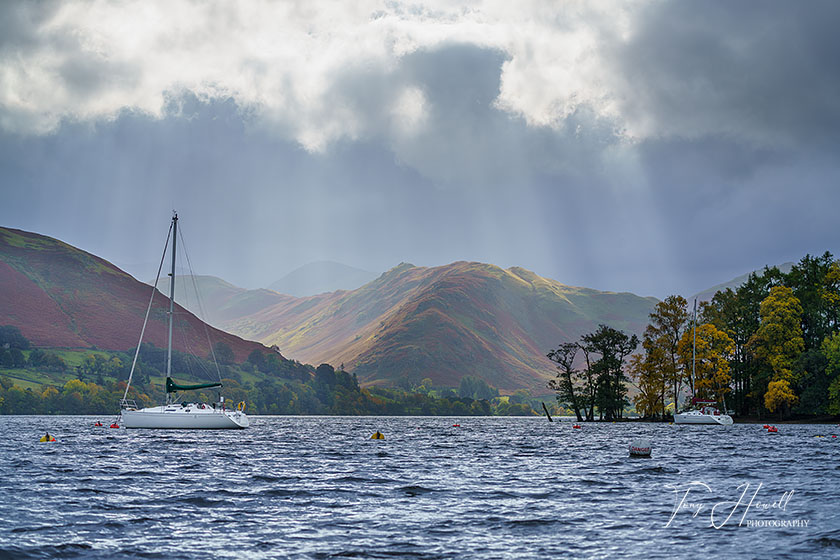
673,299,734,426
674,400,733,425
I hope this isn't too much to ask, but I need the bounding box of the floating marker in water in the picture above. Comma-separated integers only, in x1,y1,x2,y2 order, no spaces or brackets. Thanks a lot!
629,438,651,457
767,426,778,433
39,433,56,442
370,431,385,440
572,424,581,429
451,424,460,428
110,423,119,429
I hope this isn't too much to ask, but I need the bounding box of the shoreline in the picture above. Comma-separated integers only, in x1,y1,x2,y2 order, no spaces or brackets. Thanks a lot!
3,413,839,424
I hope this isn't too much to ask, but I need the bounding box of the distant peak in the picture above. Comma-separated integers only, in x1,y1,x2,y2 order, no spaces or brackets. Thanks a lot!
269,260,379,297
389,262,416,272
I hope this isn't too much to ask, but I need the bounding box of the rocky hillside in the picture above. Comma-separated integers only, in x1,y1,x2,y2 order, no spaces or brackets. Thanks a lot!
224,262,659,394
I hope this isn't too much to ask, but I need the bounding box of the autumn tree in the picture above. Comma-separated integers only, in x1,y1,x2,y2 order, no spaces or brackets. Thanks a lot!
678,323,735,407
628,352,666,419
547,342,583,422
640,295,689,416
748,286,804,415
764,379,798,418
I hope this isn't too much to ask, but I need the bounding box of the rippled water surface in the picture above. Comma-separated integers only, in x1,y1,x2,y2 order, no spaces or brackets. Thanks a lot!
1,416,839,559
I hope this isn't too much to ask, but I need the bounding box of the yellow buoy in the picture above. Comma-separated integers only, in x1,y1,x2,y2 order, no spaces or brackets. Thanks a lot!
370,431,385,440
39,433,56,442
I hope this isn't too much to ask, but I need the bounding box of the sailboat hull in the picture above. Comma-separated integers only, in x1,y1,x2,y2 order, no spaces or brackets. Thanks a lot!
674,411,733,425
121,405,249,429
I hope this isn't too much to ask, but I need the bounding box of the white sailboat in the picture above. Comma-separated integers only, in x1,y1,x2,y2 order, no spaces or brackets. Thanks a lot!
119,213,248,429
673,401,733,425
673,299,733,426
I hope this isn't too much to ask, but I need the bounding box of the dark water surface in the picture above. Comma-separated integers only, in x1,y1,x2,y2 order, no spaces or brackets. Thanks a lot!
1,416,839,559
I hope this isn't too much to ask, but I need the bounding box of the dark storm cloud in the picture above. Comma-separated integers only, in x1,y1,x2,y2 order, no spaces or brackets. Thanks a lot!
593,0,840,294
609,0,840,155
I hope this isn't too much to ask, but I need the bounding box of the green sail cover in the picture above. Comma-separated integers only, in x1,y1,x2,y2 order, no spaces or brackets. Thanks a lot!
166,378,222,393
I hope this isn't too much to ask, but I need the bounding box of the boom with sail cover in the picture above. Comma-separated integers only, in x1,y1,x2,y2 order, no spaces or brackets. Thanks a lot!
166,378,222,393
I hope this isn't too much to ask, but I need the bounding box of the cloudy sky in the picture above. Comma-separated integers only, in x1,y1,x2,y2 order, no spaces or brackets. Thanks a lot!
1,0,838,298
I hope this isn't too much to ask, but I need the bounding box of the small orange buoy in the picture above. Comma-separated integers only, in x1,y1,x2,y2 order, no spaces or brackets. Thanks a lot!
572,424,581,429
767,426,778,433
110,423,119,429
452,424,460,427
370,431,385,440
94,422,103,427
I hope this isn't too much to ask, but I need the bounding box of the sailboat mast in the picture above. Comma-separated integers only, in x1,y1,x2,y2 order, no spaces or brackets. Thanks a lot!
166,212,178,404
691,298,697,398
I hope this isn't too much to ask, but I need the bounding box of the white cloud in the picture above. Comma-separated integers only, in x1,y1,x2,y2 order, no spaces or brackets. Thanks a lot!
0,0,640,148
3,0,836,158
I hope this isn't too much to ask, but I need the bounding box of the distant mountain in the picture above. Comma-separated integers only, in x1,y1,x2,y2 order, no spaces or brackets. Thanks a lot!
224,261,659,394
150,275,290,329
269,261,378,296
0,227,270,362
691,262,795,303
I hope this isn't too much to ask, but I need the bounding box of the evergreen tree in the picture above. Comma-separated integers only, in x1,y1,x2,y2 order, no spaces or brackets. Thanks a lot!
581,325,638,420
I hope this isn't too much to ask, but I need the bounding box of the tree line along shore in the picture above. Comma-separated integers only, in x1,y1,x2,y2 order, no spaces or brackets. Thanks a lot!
0,334,536,416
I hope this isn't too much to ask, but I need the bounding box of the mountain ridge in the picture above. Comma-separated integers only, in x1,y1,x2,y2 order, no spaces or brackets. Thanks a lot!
223,260,659,393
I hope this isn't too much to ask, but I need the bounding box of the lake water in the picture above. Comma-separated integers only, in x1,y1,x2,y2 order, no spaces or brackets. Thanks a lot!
1,416,839,559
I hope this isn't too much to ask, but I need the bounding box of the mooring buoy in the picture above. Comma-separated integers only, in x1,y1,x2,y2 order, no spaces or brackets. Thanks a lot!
629,438,651,457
